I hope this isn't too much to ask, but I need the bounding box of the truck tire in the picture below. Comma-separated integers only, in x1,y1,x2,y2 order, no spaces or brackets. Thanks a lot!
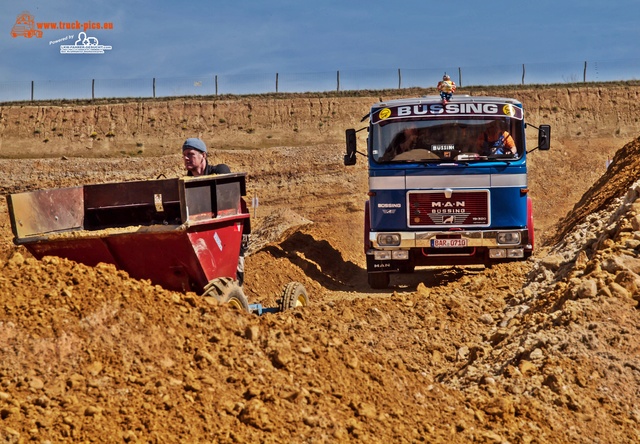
398,263,415,274
202,277,250,312
368,272,390,289
278,282,309,311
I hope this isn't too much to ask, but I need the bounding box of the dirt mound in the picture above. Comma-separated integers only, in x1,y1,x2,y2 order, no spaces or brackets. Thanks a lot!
1,86,640,442
546,136,640,246
248,208,313,255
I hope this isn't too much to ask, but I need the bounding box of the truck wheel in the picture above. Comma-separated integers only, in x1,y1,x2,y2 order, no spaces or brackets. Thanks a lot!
368,272,390,289
278,282,309,311
202,277,250,312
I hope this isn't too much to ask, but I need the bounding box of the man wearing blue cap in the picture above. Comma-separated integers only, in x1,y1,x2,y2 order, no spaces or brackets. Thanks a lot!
182,137,231,176
181,137,250,286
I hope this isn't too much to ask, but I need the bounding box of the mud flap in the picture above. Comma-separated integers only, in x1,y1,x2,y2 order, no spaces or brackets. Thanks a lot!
527,196,535,251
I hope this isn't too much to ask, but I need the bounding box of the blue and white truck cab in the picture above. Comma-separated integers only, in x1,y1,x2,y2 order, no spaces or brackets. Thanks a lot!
344,95,551,288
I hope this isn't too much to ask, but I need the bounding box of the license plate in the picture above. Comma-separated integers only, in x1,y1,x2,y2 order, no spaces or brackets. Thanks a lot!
431,238,468,248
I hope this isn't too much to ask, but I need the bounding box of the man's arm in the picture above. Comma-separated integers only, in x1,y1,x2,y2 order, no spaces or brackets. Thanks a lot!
504,133,517,154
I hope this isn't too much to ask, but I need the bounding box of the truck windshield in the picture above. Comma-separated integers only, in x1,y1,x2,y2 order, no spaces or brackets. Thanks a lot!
372,117,523,163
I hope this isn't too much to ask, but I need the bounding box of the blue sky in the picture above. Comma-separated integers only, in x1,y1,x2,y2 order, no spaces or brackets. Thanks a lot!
2,0,640,88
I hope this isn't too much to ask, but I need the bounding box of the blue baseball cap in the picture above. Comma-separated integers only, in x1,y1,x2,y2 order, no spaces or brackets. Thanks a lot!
182,138,207,153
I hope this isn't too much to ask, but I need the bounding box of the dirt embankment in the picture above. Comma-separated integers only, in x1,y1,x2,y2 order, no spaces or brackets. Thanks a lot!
2,83,638,234
1,84,639,157
1,84,640,443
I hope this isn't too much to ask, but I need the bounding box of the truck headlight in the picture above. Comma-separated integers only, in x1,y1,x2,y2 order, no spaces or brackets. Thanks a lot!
507,248,524,258
377,233,401,246
497,232,521,245
392,250,409,260
374,251,392,260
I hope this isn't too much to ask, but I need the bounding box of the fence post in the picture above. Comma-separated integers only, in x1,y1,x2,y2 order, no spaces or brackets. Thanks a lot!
337,70,340,92
215,75,218,96
583,61,587,82
522,64,525,85
92,79,95,100
398,69,402,89
31,80,34,101
458,67,462,88
152,78,156,98
276,72,279,93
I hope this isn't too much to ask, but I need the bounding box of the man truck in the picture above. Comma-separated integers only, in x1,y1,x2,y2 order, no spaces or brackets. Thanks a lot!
344,95,551,288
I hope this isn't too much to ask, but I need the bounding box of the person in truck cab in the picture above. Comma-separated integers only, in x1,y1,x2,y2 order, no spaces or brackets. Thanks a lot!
479,121,517,156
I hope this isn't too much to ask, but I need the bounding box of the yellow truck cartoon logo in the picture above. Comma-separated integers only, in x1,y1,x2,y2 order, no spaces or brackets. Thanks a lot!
11,11,43,38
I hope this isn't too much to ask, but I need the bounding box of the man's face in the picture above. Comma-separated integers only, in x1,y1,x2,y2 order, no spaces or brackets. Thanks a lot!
183,148,206,173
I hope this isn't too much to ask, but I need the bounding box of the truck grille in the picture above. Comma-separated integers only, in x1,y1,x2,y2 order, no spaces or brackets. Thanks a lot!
407,190,489,227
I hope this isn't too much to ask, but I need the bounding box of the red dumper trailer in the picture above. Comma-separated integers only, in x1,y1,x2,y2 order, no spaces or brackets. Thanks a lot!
7,173,308,313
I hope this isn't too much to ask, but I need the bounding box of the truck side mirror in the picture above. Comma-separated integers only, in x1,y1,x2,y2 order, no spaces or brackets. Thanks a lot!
538,124,551,151
344,128,357,165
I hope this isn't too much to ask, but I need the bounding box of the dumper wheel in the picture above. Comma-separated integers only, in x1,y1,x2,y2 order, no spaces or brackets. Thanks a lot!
202,277,250,312
278,282,309,311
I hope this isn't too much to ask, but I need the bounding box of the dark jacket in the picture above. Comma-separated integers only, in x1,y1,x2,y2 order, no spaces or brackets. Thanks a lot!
187,162,231,176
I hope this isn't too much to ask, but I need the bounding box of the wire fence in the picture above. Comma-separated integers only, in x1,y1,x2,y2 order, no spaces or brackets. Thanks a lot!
1,59,639,103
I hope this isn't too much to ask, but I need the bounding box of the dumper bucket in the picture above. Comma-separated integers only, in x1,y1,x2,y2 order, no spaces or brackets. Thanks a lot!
7,173,249,294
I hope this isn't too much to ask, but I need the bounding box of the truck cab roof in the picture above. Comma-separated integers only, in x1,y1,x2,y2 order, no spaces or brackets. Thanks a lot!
372,96,523,109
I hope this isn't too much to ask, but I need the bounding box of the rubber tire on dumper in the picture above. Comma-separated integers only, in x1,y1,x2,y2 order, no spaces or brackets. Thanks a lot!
202,277,250,312
278,282,309,311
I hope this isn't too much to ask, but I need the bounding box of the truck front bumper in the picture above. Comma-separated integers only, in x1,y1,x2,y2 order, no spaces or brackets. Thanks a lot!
370,229,531,249
366,228,532,271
